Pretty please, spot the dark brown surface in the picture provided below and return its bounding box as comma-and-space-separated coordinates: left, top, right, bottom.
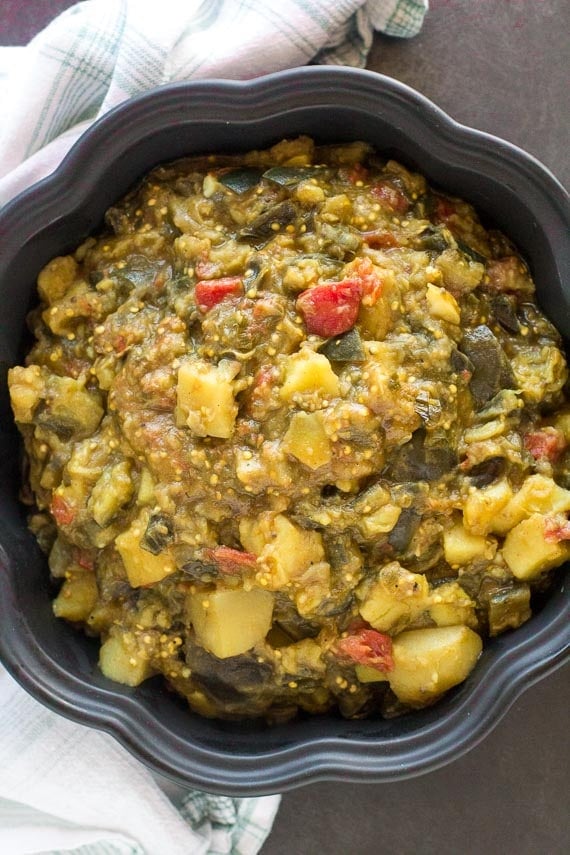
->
1, 2, 568, 853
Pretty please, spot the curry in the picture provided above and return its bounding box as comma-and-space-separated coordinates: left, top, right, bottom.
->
9, 136, 570, 720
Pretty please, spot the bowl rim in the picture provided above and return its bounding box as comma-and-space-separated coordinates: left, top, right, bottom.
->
0, 65, 569, 794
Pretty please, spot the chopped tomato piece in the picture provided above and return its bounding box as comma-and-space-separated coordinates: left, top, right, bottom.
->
370, 181, 409, 214
524, 428, 566, 462
335, 628, 394, 673
351, 257, 384, 306
51, 494, 76, 526
544, 517, 570, 543
296, 279, 363, 337
207, 546, 258, 574
195, 277, 243, 312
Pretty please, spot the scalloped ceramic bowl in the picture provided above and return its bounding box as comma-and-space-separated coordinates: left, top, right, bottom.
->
0, 67, 568, 795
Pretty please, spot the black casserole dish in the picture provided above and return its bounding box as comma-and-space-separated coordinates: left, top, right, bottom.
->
0, 67, 568, 794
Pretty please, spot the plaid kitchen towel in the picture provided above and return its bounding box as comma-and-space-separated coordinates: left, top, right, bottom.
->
0, 665, 279, 855
0, 0, 427, 206
0, 1, 427, 853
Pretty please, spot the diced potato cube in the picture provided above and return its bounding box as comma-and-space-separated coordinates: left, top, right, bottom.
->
8, 365, 45, 423
502, 513, 570, 580
280, 350, 339, 401
239, 513, 325, 588
386, 626, 482, 706
462, 479, 512, 535
295, 182, 325, 205
359, 505, 401, 538
88, 461, 133, 527
176, 359, 238, 438
115, 512, 176, 587
491, 474, 570, 535
99, 635, 153, 686
282, 411, 331, 469
52, 571, 98, 622
37, 255, 78, 303
426, 283, 460, 324
188, 588, 274, 659
359, 562, 430, 633
428, 581, 477, 628
443, 520, 495, 565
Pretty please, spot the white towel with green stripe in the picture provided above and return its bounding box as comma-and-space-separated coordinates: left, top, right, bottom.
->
0, 0, 427, 207
0, 1, 427, 853
0, 665, 280, 855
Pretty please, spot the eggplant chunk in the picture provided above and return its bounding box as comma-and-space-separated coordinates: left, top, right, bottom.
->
218, 167, 263, 194
318, 329, 366, 363
484, 582, 532, 636
490, 294, 520, 333
186, 643, 275, 707
459, 324, 516, 408
238, 201, 297, 246
384, 429, 457, 482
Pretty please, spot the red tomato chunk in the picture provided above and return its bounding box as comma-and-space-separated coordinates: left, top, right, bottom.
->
336, 628, 394, 673
296, 279, 363, 337
524, 428, 566, 462
207, 546, 258, 574
195, 277, 243, 312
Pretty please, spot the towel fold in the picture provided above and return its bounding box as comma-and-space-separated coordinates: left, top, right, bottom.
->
0, 0, 427, 206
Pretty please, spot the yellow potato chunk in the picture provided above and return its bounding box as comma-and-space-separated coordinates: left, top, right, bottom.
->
188, 588, 274, 659
491, 474, 570, 536
282, 411, 331, 469
37, 255, 78, 303
443, 520, 495, 565
99, 635, 153, 687
359, 504, 401, 538
358, 562, 430, 633
239, 513, 325, 588
428, 581, 477, 628
280, 350, 339, 401
502, 513, 570, 580
176, 359, 238, 438
426, 282, 460, 324
388, 626, 482, 705
115, 513, 176, 588
52, 571, 98, 622
462, 479, 512, 536
8, 365, 45, 423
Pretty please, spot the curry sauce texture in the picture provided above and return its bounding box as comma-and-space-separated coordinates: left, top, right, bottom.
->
9, 136, 570, 721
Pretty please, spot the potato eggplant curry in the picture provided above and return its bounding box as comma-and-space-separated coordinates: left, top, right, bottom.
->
9, 136, 570, 721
